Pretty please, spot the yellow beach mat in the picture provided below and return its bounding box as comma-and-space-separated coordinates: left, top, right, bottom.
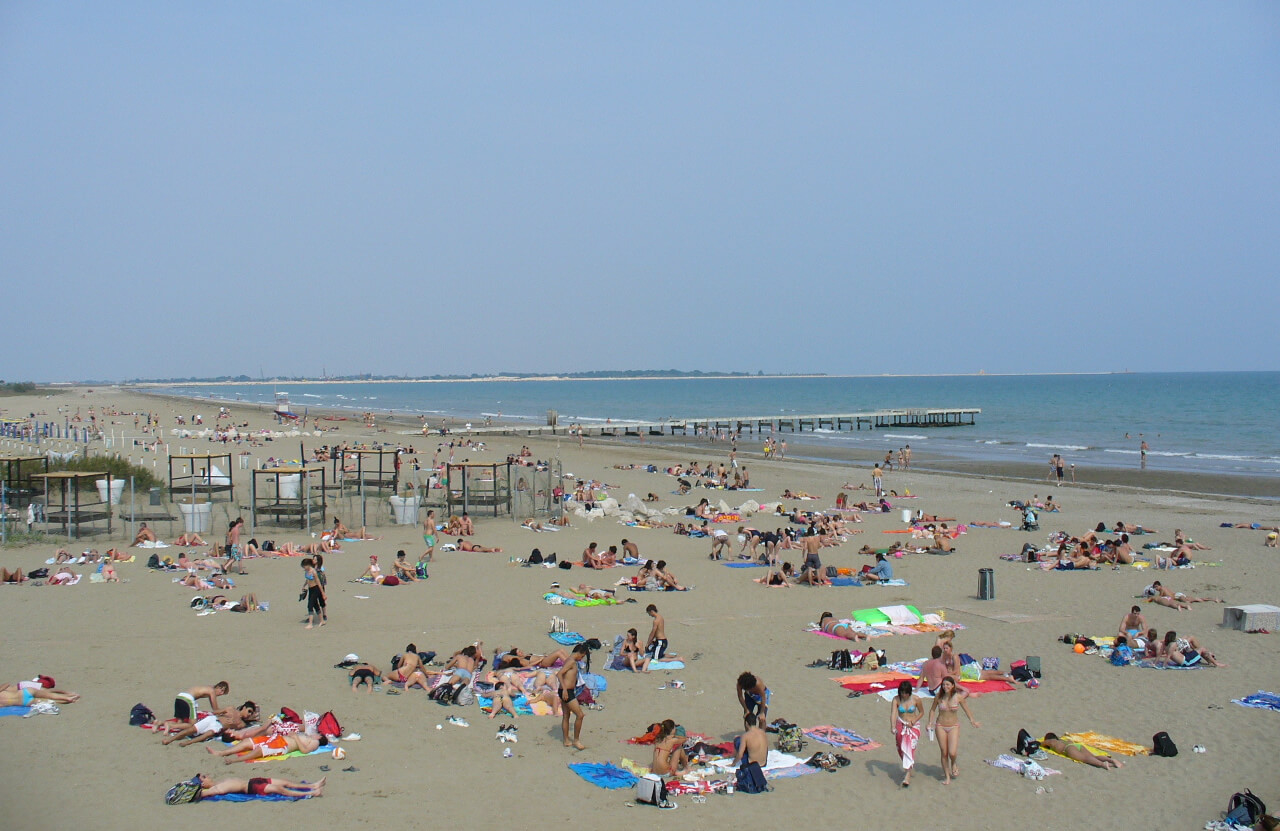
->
1062, 732, 1149, 756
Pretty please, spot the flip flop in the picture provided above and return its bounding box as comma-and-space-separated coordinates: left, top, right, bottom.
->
342, 766, 359, 772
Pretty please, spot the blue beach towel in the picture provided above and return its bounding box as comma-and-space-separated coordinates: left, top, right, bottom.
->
1232, 691, 1280, 711
549, 632, 586, 645
649, 660, 684, 670
723, 562, 768, 568
830, 577, 861, 587
478, 694, 535, 715
0, 706, 31, 718
203, 792, 311, 802
568, 762, 637, 789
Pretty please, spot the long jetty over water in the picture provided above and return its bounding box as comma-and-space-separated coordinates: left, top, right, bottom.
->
451, 407, 980, 438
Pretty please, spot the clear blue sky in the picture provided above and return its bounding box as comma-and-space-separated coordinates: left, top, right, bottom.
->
3, 3, 1277, 380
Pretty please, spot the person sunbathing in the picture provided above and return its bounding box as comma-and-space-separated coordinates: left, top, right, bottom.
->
1157, 631, 1225, 667
210, 593, 263, 612
174, 533, 207, 546
0, 681, 80, 706
486, 676, 522, 720
391, 552, 418, 582
1118, 606, 1149, 640
653, 560, 687, 591
104, 547, 131, 562
497, 647, 572, 670
349, 662, 381, 693
47, 566, 79, 586
332, 517, 377, 540
195, 773, 325, 799
553, 584, 614, 602
1, 567, 27, 584
1114, 521, 1154, 535
206, 732, 327, 764
754, 563, 795, 587
817, 611, 868, 641
448, 539, 499, 553
1041, 734, 1123, 769
651, 723, 690, 776
163, 702, 259, 746
101, 561, 121, 582
132, 523, 158, 546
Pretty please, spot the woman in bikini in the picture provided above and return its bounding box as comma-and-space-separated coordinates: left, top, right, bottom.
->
927, 676, 979, 785
818, 611, 868, 641
618, 629, 650, 673
650, 723, 690, 775
1041, 733, 1123, 769
753, 562, 794, 587
889, 680, 924, 788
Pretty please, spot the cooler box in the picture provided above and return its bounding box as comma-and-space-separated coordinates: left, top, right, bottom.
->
1222, 605, 1280, 631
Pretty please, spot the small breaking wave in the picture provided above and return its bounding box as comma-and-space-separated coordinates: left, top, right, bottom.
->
1025, 443, 1089, 451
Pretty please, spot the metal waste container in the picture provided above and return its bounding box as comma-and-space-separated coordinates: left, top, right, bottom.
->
978, 568, 995, 600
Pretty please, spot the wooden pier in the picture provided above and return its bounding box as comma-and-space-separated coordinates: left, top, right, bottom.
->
410, 408, 979, 439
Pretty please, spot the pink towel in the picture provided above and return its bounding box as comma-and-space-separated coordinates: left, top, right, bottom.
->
895, 721, 920, 769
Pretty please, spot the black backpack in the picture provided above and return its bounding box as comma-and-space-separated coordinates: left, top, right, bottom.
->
1151, 731, 1178, 757
146, 553, 162, 569
527, 549, 543, 564
558, 560, 572, 570
1226, 789, 1266, 826
1015, 728, 1040, 756
129, 703, 155, 726
735, 760, 768, 794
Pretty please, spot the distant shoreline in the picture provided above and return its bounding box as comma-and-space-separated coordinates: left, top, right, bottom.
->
107, 370, 1143, 387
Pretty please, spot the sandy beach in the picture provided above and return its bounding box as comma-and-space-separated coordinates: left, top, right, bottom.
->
1, 385, 1277, 830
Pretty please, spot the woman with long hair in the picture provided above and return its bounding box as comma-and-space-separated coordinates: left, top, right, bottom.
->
889, 680, 923, 788
927, 676, 979, 784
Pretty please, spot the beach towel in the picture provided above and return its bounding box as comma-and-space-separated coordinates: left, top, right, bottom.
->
803, 725, 881, 752
544, 592, 618, 607
880, 605, 922, 625
548, 632, 586, 646
873, 679, 1015, 701
1232, 691, 1280, 712
0, 706, 31, 718
830, 577, 861, 587
618, 758, 651, 777
1135, 660, 1201, 670
985, 754, 1061, 776
203, 792, 313, 802
568, 762, 637, 789
1062, 732, 1149, 756
840, 673, 913, 696
894, 721, 920, 769
723, 562, 768, 568
648, 660, 684, 671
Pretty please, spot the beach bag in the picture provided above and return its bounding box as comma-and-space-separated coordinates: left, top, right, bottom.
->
129, 703, 156, 726
27, 567, 48, 579
1226, 789, 1266, 826
558, 561, 572, 570
776, 725, 806, 753
1021, 760, 1046, 780
735, 760, 768, 794
262, 540, 276, 552
429, 684, 455, 704
1015, 728, 1040, 757
146, 553, 162, 569
278, 707, 303, 726
164, 777, 203, 805
303, 710, 321, 734
636, 773, 667, 805
1151, 731, 1178, 757
824, 566, 838, 579
982, 657, 1000, 671
453, 686, 475, 707
528, 549, 543, 565
316, 711, 342, 737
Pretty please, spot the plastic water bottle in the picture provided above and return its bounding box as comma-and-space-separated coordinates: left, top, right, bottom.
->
503, 747, 513, 758
928, 726, 936, 742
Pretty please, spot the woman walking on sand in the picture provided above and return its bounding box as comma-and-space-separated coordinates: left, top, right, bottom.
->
889, 680, 923, 788
927, 676, 979, 785
301, 557, 326, 629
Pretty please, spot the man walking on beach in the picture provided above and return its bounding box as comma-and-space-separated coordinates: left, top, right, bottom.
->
558, 643, 588, 750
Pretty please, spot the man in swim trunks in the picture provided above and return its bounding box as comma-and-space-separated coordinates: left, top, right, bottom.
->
163, 682, 229, 734
163, 701, 259, 746
1118, 606, 1148, 641
733, 712, 770, 767
196, 773, 325, 799
917, 646, 947, 694
736, 672, 770, 729
439, 645, 479, 694
645, 604, 668, 659
206, 731, 327, 764
422, 509, 437, 561
557, 643, 589, 749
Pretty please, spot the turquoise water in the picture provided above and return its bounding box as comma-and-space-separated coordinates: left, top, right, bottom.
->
153, 372, 1280, 478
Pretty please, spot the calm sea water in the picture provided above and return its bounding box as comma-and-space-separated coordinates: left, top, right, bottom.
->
152, 372, 1280, 478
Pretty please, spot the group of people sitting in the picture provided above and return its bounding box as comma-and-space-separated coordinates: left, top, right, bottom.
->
1116, 605, 1225, 666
